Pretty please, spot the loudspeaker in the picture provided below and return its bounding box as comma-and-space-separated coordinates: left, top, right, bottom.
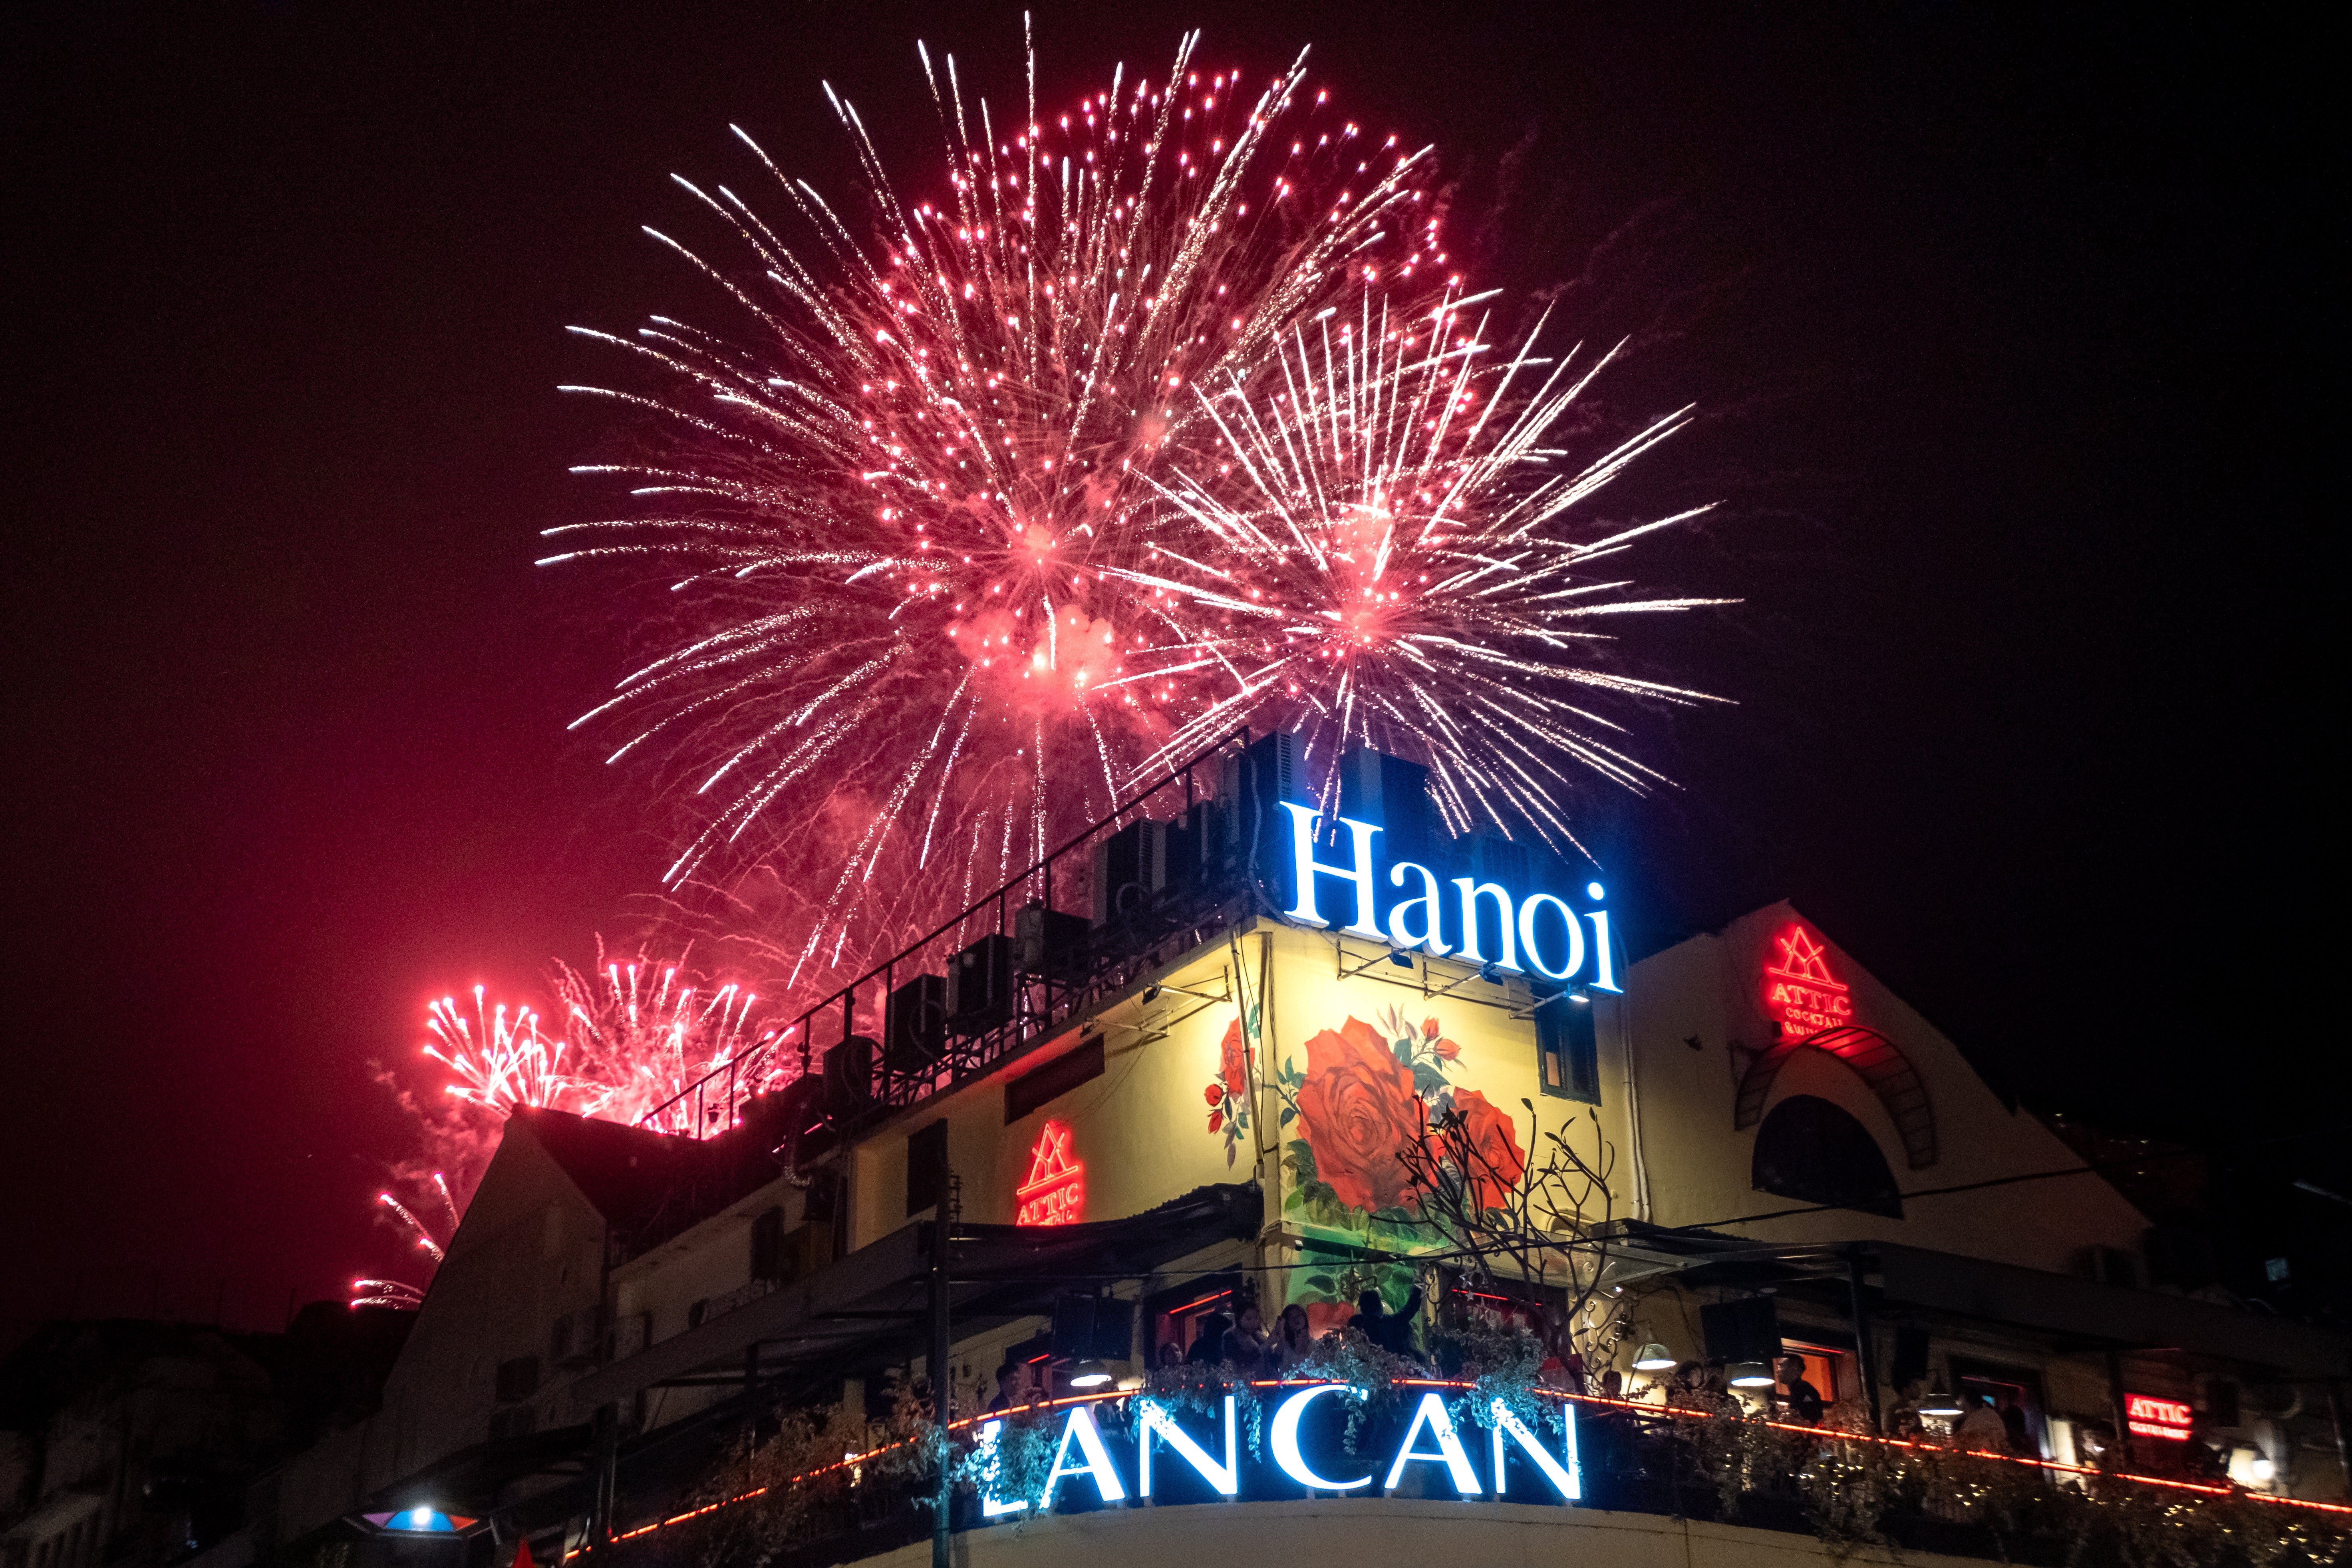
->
1700, 1296, 1780, 1364
1088, 1298, 1134, 1362
1050, 1294, 1097, 1360
823, 1036, 874, 1119
1890, 1326, 1931, 1388
1047, 1295, 1134, 1363
946, 934, 1015, 1034
884, 976, 947, 1072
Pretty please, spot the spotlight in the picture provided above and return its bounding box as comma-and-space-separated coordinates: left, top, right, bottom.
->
1142, 985, 1160, 1004
1918, 1387, 1966, 1417
1067, 1360, 1113, 1389
1632, 1343, 1676, 1371
1728, 1361, 1776, 1389
1390, 951, 1414, 968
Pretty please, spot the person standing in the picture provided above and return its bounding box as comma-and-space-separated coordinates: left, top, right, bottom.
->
1774, 1355, 1825, 1426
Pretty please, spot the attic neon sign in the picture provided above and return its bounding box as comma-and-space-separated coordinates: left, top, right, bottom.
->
1015, 1120, 1084, 1226
2126, 1394, 2193, 1441
1275, 804, 1619, 990
978, 1385, 1577, 1515
1762, 923, 1851, 1036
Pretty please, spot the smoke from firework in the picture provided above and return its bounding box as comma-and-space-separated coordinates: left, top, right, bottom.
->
551, 27, 1728, 986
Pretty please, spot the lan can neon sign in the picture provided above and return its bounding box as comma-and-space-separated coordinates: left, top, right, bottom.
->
977, 1386, 1577, 1515
1016, 1120, 1084, 1226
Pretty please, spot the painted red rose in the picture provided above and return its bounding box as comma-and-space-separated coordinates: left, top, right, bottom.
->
1209, 1109, 1224, 1135
1204, 1082, 1224, 1106
1447, 1088, 1527, 1216
1218, 1017, 1249, 1097
1295, 1016, 1424, 1213
1431, 1037, 1461, 1061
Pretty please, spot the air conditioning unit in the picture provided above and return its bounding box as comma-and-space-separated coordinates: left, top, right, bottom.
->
823, 1035, 875, 1119
549, 1306, 606, 1369
605, 1314, 651, 1363
946, 934, 1015, 1035
1339, 746, 1443, 866
1015, 901, 1090, 979
884, 975, 948, 1071
1220, 731, 1300, 900
1092, 819, 1172, 925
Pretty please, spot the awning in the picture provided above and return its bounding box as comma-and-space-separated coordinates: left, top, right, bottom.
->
564, 1181, 1261, 1415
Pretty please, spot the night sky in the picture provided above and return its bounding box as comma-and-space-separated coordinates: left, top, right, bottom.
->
4, 4, 2332, 1341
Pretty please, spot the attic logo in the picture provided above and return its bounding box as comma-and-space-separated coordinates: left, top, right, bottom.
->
1763, 924, 1852, 1037
1016, 1120, 1084, 1227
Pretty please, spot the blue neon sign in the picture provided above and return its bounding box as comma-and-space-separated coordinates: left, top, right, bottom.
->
1273, 803, 1620, 990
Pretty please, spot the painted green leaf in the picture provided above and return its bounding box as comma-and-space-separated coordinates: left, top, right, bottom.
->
1410, 1062, 1448, 1096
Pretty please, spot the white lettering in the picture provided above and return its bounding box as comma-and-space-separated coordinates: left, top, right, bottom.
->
1451, 878, 1522, 973
1383, 1392, 1482, 1494
976, 1420, 1027, 1516
1386, 861, 1452, 955
1489, 1399, 1579, 1500
1515, 893, 1585, 982
1585, 909, 1621, 993
1038, 1405, 1126, 1506
1138, 1395, 1239, 1497
1279, 804, 1383, 938
1268, 1384, 1373, 1491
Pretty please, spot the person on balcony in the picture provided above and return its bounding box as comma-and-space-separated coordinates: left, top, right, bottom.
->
1222, 1302, 1275, 1377
1774, 1355, 1824, 1427
1272, 1303, 1315, 1373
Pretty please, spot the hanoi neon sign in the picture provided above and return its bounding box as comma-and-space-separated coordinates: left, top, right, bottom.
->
977, 1386, 1577, 1516
1275, 803, 1619, 990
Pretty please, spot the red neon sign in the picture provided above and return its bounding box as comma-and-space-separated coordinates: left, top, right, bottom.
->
1763, 923, 1853, 1037
1015, 1120, 1085, 1226
2126, 1394, 2193, 1441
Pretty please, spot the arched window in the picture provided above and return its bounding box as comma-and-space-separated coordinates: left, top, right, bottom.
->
1752, 1094, 1903, 1218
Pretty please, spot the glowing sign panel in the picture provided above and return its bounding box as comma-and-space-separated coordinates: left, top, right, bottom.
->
1763, 923, 1852, 1036
979, 1387, 1577, 1516
1275, 805, 1619, 990
1015, 1119, 1084, 1226
2126, 1394, 2193, 1441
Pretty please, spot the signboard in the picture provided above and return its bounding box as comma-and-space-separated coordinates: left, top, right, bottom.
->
1274, 804, 1619, 990
978, 1386, 1578, 1516
1762, 922, 1852, 1037
1015, 1120, 1085, 1226
2125, 1394, 2193, 1441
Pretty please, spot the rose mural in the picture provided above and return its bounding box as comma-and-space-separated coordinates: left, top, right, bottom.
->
1202, 1016, 1252, 1166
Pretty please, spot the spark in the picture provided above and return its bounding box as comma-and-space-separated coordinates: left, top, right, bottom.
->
554, 28, 1725, 976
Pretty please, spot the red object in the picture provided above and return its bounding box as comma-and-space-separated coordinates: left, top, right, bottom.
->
1762, 923, 1853, 1036
2126, 1394, 2193, 1441
511, 1540, 535, 1568
1016, 1120, 1084, 1226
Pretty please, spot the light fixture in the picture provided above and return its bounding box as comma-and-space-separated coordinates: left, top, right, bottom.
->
1390, 951, 1414, 968
2248, 1454, 2275, 1483
1142, 985, 1160, 1004
1728, 1361, 1776, 1388
1918, 1387, 1965, 1417
1569, 985, 1591, 1004
1632, 1343, 1676, 1371
1067, 1360, 1113, 1388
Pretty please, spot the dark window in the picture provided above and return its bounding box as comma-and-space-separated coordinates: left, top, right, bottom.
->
906, 1118, 949, 1216
1751, 1095, 1902, 1217
494, 1354, 541, 1402
1536, 990, 1599, 1104
750, 1206, 785, 1282
1006, 1036, 1105, 1123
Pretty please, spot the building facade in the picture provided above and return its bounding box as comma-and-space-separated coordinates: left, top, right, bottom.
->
208, 740, 2352, 1568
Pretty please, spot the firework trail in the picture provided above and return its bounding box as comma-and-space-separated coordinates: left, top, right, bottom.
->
551, 26, 1725, 977
547, 942, 790, 1134
359, 953, 787, 1307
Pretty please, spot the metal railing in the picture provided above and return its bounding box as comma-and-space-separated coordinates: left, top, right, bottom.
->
639, 727, 1265, 1141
